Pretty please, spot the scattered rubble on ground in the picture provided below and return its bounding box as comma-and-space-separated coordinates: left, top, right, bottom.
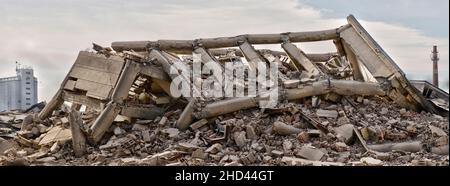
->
0, 15, 448, 166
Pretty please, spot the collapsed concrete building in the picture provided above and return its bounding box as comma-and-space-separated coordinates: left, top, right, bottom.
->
0, 15, 448, 166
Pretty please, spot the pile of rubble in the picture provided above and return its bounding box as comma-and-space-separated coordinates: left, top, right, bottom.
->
1, 96, 448, 166
0, 15, 448, 166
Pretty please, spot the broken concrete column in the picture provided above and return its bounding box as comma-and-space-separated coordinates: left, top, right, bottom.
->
282, 42, 320, 76
239, 40, 265, 71
198, 80, 384, 119
368, 141, 422, 153
89, 102, 121, 143
341, 40, 364, 81
69, 110, 86, 157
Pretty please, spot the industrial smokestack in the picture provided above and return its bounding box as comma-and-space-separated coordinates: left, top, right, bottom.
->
431, 45, 439, 87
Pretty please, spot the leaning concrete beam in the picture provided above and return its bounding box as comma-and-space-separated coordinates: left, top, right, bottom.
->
177, 99, 195, 130
38, 89, 64, 120
111, 25, 351, 52
282, 42, 321, 75
121, 105, 164, 120
194, 47, 223, 66
89, 102, 121, 143
238, 40, 265, 71
341, 39, 364, 81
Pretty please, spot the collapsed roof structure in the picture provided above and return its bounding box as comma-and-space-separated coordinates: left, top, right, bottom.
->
1, 15, 448, 166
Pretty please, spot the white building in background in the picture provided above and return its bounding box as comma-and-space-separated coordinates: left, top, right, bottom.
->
0, 65, 38, 111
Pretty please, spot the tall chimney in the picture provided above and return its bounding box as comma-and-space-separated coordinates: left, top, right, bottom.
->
431, 45, 439, 87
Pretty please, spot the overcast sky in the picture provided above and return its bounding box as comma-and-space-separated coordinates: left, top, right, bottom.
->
0, 0, 448, 101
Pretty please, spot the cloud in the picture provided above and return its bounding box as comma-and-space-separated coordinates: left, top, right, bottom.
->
0, 0, 448, 102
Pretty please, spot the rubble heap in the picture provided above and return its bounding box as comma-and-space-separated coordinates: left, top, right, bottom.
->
0, 15, 448, 166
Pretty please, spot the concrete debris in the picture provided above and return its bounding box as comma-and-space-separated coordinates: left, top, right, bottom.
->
234, 131, 247, 147
334, 124, 354, 143
158, 116, 168, 126
49, 142, 60, 153
224, 161, 242, 166
434, 136, 448, 147
334, 142, 349, 152
411, 159, 435, 166
246, 125, 258, 140
161, 128, 179, 138
429, 125, 447, 137
380, 107, 389, 115
132, 124, 148, 131
0, 140, 17, 155
282, 140, 293, 152
205, 143, 222, 154
297, 132, 310, 143
38, 126, 72, 146
281, 156, 344, 166
190, 119, 208, 130
191, 149, 207, 160
141, 130, 152, 142
0, 14, 448, 166
431, 145, 449, 155
16, 150, 28, 158
271, 150, 284, 157
297, 146, 325, 161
